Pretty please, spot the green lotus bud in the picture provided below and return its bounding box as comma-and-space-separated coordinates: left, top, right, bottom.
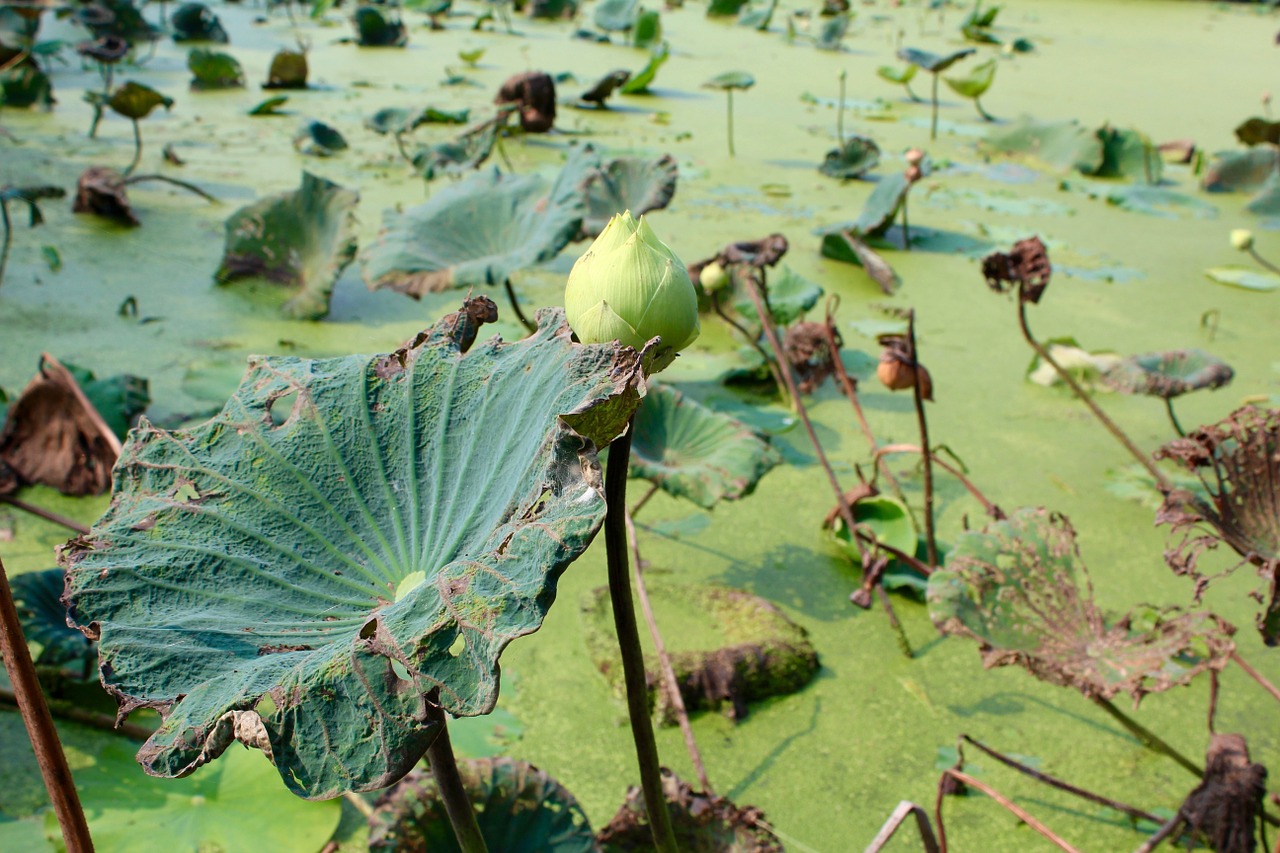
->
1231, 229, 1255, 252
699, 261, 730, 294
565, 211, 700, 367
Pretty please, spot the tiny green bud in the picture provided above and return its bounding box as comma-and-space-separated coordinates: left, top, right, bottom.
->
1231, 229, 1255, 252
699, 261, 730, 294
565, 211, 700, 368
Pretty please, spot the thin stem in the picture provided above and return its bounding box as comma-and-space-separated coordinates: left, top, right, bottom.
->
959, 735, 1163, 825
0, 687, 154, 740
726, 90, 735, 158
424, 700, 488, 853
1248, 246, 1280, 276
1132, 813, 1184, 853
1231, 651, 1280, 705
0, 496, 92, 535
89, 66, 112, 140
626, 507, 713, 794
901, 194, 911, 251
605, 423, 679, 853
123, 119, 142, 177
974, 96, 995, 122
864, 801, 940, 853
871, 444, 1002, 519
836, 69, 846, 146
907, 312, 937, 566
341, 791, 375, 820
1017, 297, 1172, 491
501, 278, 536, 333
1163, 398, 1185, 437
711, 290, 789, 409
1093, 697, 1202, 778
0, 199, 11, 288
122, 174, 218, 204
875, 584, 912, 659
0, 558, 94, 853
930, 73, 939, 141
904, 80, 922, 103
942, 769, 1081, 853
393, 131, 413, 164
630, 483, 659, 518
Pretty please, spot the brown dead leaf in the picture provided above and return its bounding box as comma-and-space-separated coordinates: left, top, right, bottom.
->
981, 236, 1050, 304
72, 166, 139, 227
495, 71, 556, 133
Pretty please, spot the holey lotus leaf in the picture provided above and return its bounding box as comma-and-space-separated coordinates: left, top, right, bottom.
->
928, 507, 1235, 703
61, 306, 652, 798
629, 383, 780, 508
1155, 407, 1280, 644
1101, 349, 1234, 400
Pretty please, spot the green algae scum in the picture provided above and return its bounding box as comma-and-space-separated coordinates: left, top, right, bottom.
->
2, 0, 1280, 850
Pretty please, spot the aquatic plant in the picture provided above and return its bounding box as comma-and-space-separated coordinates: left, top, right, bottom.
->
187, 48, 244, 89
942, 57, 996, 121
171, 3, 228, 43
0, 184, 63, 290
702, 71, 754, 158
896, 47, 974, 140
1100, 349, 1234, 436
877, 63, 922, 102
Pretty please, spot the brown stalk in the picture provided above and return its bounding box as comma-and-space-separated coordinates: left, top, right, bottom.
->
0, 495, 91, 535
1231, 651, 1280, 705
906, 311, 938, 566
940, 768, 1081, 853
710, 289, 790, 410
870, 444, 1003, 519
864, 800, 940, 853
0, 687, 154, 740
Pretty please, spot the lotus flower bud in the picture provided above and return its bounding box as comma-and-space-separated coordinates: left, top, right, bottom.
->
905, 148, 925, 166
1231, 229, 1255, 252
565, 211, 700, 369
699, 261, 730, 294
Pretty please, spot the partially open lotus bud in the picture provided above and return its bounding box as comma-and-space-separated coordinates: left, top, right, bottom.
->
1231, 229, 1255, 252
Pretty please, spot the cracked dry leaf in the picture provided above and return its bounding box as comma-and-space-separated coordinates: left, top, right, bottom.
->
928, 507, 1235, 703
1155, 406, 1280, 644
61, 306, 651, 798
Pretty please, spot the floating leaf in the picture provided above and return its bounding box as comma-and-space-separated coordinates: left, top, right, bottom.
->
1235, 117, 1280, 148
353, 5, 408, 47
928, 507, 1235, 703
62, 307, 650, 797
943, 57, 995, 99
853, 172, 910, 237
1064, 180, 1218, 219
703, 70, 755, 91
619, 43, 669, 95
107, 81, 172, 121
369, 759, 597, 853
1201, 148, 1279, 193
984, 117, 1103, 175
11, 568, 95, 673
1101, 349, 1234, 400
214, 172, 359, 320
594, 0, 638, 31
249, 95, 289, 116
171, 2, 228, 43
1204, 266, 1280, 292
827, 493, 919, 569
629, 383, 780, 508
264, 49, 308, 90
187, 48, 244, 89
293, 120, 347, 156
410, 120, 499, 181
897, 46, 975, 74
819, 134, 880, 180
582, 152, 678, 237
363, 167, 583, 297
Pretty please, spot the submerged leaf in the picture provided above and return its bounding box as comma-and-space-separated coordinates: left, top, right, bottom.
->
215, 172, 360, 320
62, 307, 651, 797
928, 507, 1235, 702
363, 167, 583, 297
629, 383, 780, 508
369, 758, 597, 852
1101, 349, 1234, 400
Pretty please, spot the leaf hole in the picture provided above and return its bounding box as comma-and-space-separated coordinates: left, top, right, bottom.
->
390, 658, 413, 682
269, 390, 299, 427
448, 634, 466, 657
255, 693, 278, 717
359, 618, 378, 640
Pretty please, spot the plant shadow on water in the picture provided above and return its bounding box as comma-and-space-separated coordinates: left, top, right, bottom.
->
726, 694, 823, 802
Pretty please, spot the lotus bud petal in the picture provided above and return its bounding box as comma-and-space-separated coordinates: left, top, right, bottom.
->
905, 148, 925, 166
699, 261, 730, 294
1231, 229, 1255, 252
565, 210, 700, 370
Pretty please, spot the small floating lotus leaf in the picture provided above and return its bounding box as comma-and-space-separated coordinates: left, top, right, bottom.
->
1204, 266, 1280, 292
72, 167, 138, 227
353, 6, 408, 47
61, 306, 651, 797
593, 0, 638, 31
597, 769, 781, 852
928, 507, 1235, 702
877, 63, 918, 85
292, 120, 347, 157
249, 95, 289, 116
264, 49, 308, 89
369, 759, 597, 853
214, 171, 359, 320
107, 81, 172, 120
11, 568, 95, 673
827, 493, 918, 569
619, 43, 669, 94
819, 134, 881, 180
897, 46, 975, 74
583, 153, 678, 237
1201, 148, 1278, 193
187, 48, 244, 89
983, 117, 1104, 175
943, 57, 996, 99
171, 3, 228, 43
629, 383, 780, 508
410, 121, 499, 181
1235, 117, 1280, 148
703, 71, 754, 91
1101, 349, 1234, 400
363, 167, 583, 297
1155, 407, 1280, 644
580, 69, 631, 107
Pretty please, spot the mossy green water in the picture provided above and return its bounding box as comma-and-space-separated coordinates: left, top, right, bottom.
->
1, 0, 1279, 849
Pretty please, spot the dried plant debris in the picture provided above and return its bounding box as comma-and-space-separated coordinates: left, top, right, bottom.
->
495, 70, 556, 132
784, 321, 840, 393
369, 758, 598, 853
596, 769, 782, 853
72, 166, 138, 227
1155, 407, 1280, 644
582, 583, 818, 723
928, 507, 1235, 703
1174, 734, 1267, 853
876, 332, 932, 400
981, 236, 1051, 303
1101, 349, 1233, 400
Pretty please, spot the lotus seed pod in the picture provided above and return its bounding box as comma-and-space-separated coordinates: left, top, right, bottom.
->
1231, 229, 1255, 252
565, 211, 700, 369
699, 261, 730, 294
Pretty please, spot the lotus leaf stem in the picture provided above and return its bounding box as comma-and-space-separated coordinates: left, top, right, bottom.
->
1231, 651, 1280, 706
124, 119, 143, 177
1092, 697, 1201, 778
605, 421, 679, 853
710, 288, 790, 409
0, 198, 11, 288
875, 585, 912, 658
907, 312, 937, 566
1247, 246, 1280, 276
726, 90, 735, 158
939, 769, 1079, 853
864, 801, 940, 853
501, 277, 536, 333
424, 699, 489, 853
123, 174, 218, 204
1133, 814, 1187, 853
1163, 398, 1185, 437
930, 73, 939, 141
974, 97, 995, 122
1016, 295, 1172, 492
341, 792, 375, 820
870, 444, 1002, 519
625, 506, 713, 794
837, 69, 846, 146
901, 194, 911, 251
0, 687, 154, 740
0, 557, 95, 853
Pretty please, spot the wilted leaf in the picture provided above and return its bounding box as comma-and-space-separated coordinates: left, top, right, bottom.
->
363, 167, 582, 297
629, 383, 780, 508
187, 48, 244, 89
819, 134, 881, 180
1205, 266, 1280, 292
943, 58, 996, 99
1235, 117, 1280, 147
928, 507, 1235, 702
369, 758, 598, 853
63, 362, 150, 441
11, 568, 95, 673
264, 49, 308, 89
215, 172, 359, 320
61, 307, 650, 797
495, 71, 556, 132
897, 46, 975, 74
292, 119, 347, 156
1174, 734, 1267, 853
171, 2, 228, 43
820, 231, 900, 293
107, 80, 172, 120
1201, 148, 1278, 193
619, 43, 669, 94
1101, 349, 1233, 400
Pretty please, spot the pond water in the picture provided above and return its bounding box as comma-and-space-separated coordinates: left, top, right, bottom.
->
2, 0, 1279, 850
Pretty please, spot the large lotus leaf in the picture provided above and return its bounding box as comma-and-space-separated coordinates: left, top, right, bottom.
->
1201, 148, 1278, 193
11, 568, 95, 672
619, 43, 669, 95
1101, 349, 1234, 400
897, 46, 975, 73
44, 740, 340, 852
363, 168, 583, 297
819, 134, 881, 180
214, 171, 359, 320
629, 383, 780, 508
171, 2, 228, 43
927, 507, 1235, 703
983, 117, 1104, 175
187, 48, 244, 89
943, 58, 995, 99
368, 759, 598, 852
61, 307, 650, 798
583, 154, 678, 237
1097, 126, 1162, 183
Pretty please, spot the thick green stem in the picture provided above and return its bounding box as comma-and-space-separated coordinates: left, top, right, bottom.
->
930, 73, 939, 140
0, 557, 95, 853
424, 701, 488, 853
726, 90, 735, 158
606, 423, 678, 853
1092, 697, 1201, 778
907, 311, 937, 567
124, 119, 143, 177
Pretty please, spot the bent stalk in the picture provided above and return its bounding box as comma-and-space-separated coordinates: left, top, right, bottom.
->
501, 277, 536, 333
424, 699, 488, 853
726, 90, 735, 158
124, 119, 143, 177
